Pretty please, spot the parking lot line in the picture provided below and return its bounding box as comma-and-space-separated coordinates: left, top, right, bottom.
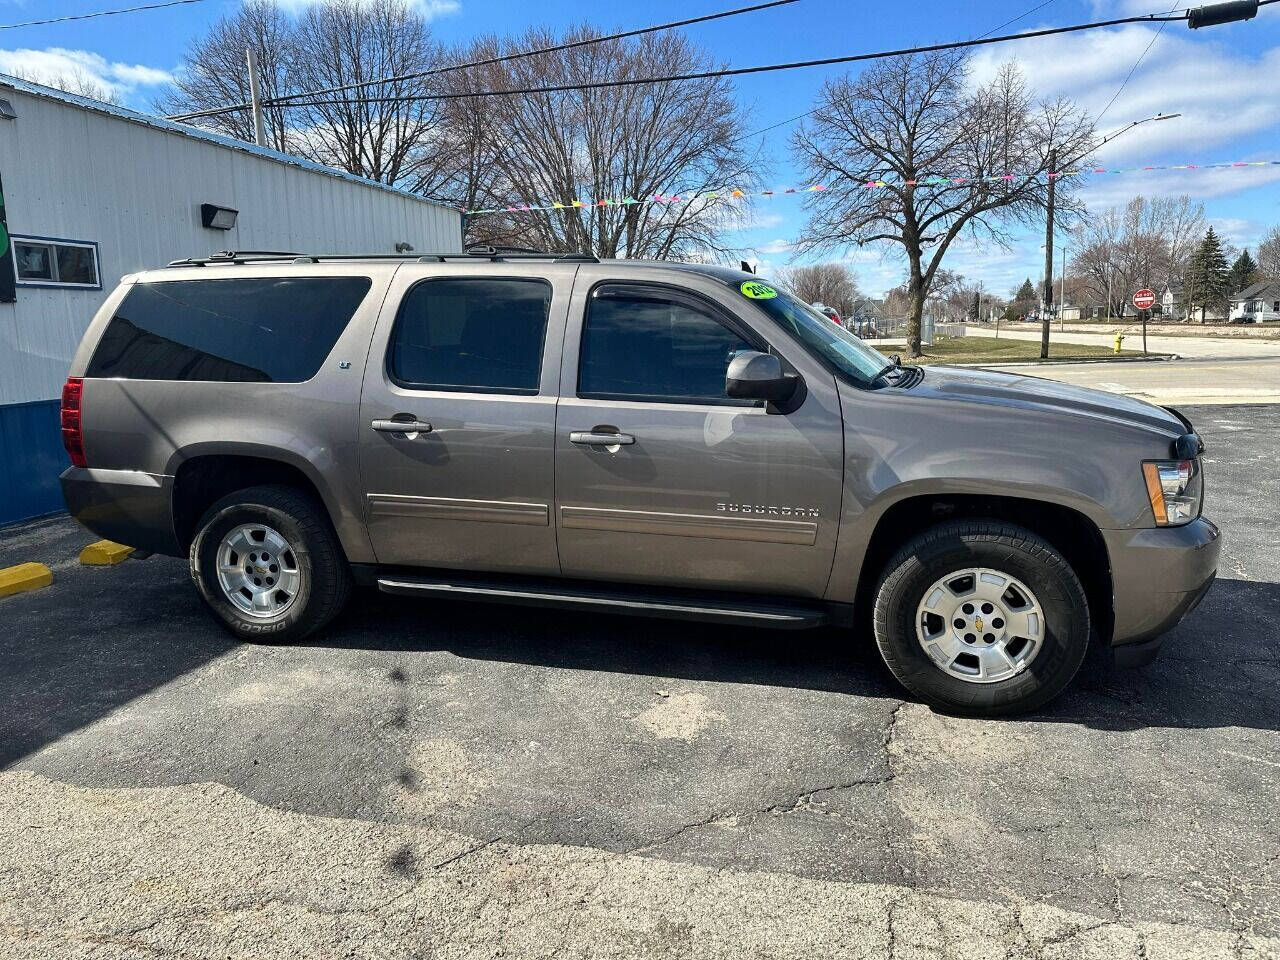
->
0, 562, 53, 598
79, 541, 134, 566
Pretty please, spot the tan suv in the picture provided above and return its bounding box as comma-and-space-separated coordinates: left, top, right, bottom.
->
60, 249, 1219, 715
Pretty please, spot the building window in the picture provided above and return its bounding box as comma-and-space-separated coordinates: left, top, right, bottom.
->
13, 237, 100, 289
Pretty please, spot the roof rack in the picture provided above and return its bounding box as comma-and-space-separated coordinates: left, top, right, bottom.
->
167, 249, 600, 268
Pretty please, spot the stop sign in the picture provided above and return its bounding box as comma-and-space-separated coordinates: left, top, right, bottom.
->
1133, 288, 1157, 311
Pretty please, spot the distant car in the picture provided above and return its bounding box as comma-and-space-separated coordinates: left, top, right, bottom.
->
811, 302, 842, 326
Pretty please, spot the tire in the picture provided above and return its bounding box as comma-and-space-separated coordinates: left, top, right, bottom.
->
872, 520, 1090, 716
189, 484, 351, 642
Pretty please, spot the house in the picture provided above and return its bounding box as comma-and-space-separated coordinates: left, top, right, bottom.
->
1229, 280, 1280, 323
0, 75, 463, 526
1160, 284, 1183, 320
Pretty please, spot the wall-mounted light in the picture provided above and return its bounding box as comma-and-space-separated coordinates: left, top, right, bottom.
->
0, 99, 16, 121
200, 203, 238, 230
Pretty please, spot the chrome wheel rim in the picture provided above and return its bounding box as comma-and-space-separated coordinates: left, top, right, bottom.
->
215, 523, 302, 618
915, 567, 1044, 684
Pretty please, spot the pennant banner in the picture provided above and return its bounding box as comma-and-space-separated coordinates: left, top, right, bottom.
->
462, 160, 1280, 216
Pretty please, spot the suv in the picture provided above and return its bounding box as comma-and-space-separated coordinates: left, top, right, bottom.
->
60, 251, 1219, 715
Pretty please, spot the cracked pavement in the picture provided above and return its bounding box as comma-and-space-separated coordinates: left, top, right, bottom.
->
1, 404, 1278, 958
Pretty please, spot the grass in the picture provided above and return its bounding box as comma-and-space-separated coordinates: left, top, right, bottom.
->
875, 335, 1151, 365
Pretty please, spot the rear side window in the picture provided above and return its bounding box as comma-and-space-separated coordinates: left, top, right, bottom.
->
389, 278, 551, 394
87, 277, 372, 382
579, 290, 756, 403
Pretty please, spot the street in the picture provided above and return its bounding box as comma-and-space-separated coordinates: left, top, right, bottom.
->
2, 402, 1277, 959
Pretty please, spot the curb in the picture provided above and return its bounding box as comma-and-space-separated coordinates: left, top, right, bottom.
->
954, 354, 1179, 368
0, 562, 54, 598
79, 541, 135, 566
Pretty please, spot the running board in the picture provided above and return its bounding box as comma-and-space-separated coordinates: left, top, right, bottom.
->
376, 575, 827, 629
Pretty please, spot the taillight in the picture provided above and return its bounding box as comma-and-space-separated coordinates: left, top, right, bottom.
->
61, 377, 87, 468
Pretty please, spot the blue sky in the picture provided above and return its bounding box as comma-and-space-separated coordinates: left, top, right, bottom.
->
2, 0, 1278, 296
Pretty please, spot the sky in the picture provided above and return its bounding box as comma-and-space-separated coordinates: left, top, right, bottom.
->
1, 0, 1277, 297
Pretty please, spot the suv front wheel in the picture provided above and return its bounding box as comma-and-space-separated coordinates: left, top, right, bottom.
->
872, 520, 1090, 716
190, 485, 351, 642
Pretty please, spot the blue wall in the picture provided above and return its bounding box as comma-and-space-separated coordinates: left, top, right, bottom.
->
0, 399, 68, 527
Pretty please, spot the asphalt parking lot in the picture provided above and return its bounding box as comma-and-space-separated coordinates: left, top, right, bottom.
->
2, 402, 1278, 959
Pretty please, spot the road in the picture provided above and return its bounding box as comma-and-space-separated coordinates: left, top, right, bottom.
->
1, 404, 1278, 959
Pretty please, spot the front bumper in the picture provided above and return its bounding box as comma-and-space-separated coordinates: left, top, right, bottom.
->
1103, 516, 1220, 662
60, 466, 181, 556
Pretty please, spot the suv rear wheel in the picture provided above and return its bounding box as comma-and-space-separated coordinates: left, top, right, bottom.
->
190, 485, 351, 642
872, 520, 1090, 716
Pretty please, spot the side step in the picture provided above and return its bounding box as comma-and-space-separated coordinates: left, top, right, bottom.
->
376, 575, 827, 629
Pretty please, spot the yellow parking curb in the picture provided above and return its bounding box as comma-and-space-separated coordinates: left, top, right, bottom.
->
0, 562, 54, 598
79, 541, 134, 566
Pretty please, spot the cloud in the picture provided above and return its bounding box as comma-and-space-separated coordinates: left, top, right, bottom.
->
269, 0, 460, 16
750, 238, 796, 256
967, 27, 1280, 164
1074, 161, 1280, 209
728, 209, 786, 232
0, 47, 172, 98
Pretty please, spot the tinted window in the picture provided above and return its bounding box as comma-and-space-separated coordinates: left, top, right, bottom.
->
88, 277, 371, 382
579, 291, 755, 403
389, 278, 551, 393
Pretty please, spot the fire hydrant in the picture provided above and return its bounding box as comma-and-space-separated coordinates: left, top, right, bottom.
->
1113, 331, 1125, 354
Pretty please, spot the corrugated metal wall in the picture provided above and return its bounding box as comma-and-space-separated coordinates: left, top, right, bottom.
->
0, 80, 463, 526
0, 81, 463, 407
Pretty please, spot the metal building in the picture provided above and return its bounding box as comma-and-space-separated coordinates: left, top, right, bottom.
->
0, 75, 463, 526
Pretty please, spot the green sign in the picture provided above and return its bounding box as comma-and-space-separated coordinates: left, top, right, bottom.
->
739, 280, 777, 300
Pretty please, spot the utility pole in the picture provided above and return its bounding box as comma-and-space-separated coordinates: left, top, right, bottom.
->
1041, 148, 1056, 359
246, 47, 267, 148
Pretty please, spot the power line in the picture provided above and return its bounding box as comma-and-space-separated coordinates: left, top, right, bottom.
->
0, 0, 207, 31
1095, 0, 1179, 125
166, 0, 800, 122
252, 10, 1200, 113
728, 0, 1062, 148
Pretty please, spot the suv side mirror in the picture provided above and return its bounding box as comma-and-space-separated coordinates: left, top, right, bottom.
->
725, 350, 797, 402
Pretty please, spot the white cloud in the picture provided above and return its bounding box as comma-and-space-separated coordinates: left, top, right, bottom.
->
968, 28, 1280, 164
1074, 161, 1280, 209
269, 0, 460, 15
750, 238, 796, 256
0, 47, 172, 99
728, 209, 786, 232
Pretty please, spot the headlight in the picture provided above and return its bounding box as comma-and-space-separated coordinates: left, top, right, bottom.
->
1142, 460, 1202, 526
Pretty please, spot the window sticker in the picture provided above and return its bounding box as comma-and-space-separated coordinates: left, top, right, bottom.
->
739, 280, 777, 300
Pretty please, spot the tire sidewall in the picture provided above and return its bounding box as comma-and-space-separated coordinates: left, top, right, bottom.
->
190, 500, 317, 641
875, 529, 1089, 714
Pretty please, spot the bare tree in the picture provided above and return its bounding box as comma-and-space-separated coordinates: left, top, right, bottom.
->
157, 0, 297, 152
289, 0, 452, 191
792, 53, 1094, 356
457, 27, 756, 258
160, 0, 453, 194
1071, 195, 1204, 319
18, 68, 124, 104
776, 263, 861, 315
1259, 226, 1280, 280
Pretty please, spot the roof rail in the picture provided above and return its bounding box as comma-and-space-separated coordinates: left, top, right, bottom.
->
167, 249, 600, 268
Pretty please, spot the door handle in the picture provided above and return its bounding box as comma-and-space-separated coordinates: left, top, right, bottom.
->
372, 418, 433, 437
570, 431, 635, 446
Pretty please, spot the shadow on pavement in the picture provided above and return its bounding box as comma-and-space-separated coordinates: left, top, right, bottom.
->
318, 575, 1280, 734
0, 557, 237, 770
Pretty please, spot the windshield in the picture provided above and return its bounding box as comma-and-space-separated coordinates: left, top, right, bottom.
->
729, 280, 890, 386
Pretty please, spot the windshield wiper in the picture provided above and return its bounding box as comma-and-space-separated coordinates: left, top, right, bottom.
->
871, 354, 901, 385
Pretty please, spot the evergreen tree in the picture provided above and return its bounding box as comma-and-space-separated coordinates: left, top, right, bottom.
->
1228, 249, 1259, 295
968, 291, 981, 321
1185, 228, 1230, 322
